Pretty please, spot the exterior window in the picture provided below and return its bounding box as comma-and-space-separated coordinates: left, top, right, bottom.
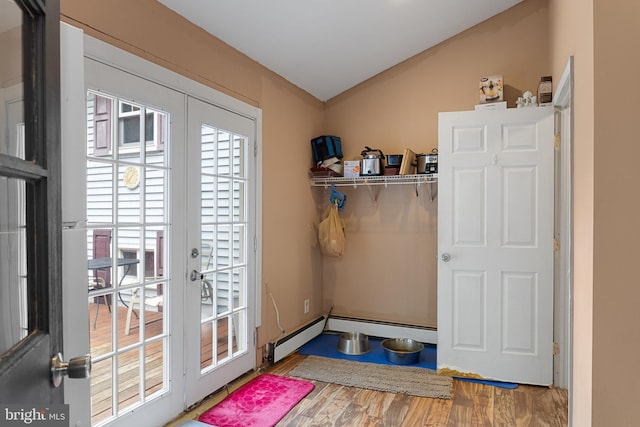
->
121, 249, 156, 278
91, 94, 166, 156
118, 101, 165, 150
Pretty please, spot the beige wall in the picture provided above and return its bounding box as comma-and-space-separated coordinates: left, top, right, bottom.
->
62, 4, 640, 424
591, 1, 640, 425
0, 26, 21, 88
322, 0, 550, 326
60, 0, 325, 356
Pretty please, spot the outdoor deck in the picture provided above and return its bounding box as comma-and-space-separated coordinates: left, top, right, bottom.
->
88, 302, 230, 424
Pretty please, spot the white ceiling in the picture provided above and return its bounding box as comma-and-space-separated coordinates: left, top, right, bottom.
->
157, 0, 523, 101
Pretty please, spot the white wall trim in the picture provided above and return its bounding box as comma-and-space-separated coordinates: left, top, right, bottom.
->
82, 35, 260, 122
326, 316, 437, 344
553, 55, 574, 420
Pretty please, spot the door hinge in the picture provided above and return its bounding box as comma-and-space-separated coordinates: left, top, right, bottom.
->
254, 141, 258, 157
553, 238, 560, 252
553, 342, 560, 355
554, 134, 561, 149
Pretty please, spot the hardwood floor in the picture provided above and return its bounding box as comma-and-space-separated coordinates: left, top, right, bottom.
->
168, 352, 568, 427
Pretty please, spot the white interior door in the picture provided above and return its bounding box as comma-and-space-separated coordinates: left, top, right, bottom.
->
185, 96, 257, 406
437, 106, 554, 385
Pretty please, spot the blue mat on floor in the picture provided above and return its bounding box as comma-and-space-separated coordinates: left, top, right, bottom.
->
298, 333, 517, 389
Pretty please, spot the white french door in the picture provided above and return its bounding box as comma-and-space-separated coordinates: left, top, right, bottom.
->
184, 97, 257, 406
437, 106, 554, 385
82, 58, 186, 427
63, 32, 260, 427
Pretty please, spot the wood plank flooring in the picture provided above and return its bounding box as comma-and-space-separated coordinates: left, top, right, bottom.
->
168, 352, 568, 427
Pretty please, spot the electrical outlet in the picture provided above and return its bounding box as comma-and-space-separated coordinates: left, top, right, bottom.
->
303, 299, 309, 314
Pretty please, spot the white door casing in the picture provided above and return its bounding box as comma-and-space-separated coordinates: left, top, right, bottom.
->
61, 23, 91, 427
437, 106, 554, 385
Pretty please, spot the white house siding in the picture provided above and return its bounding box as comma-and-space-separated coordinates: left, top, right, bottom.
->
85, 93, 168, 305
85, 94, 242, 312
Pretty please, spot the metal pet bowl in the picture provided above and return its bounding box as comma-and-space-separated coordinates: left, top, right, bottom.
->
337, 332, 371, 355
381, 338, 424, 365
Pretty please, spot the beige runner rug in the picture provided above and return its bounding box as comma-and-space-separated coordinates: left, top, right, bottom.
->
288, 355, 452, 399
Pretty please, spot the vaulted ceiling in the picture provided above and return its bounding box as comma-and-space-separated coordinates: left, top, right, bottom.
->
157, 0, 524, 101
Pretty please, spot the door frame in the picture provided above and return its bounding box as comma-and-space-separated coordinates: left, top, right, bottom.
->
552, 56, 574, 416
0, 0, 64, 405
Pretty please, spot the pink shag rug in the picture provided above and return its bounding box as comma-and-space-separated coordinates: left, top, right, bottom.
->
198, 374, 314, 427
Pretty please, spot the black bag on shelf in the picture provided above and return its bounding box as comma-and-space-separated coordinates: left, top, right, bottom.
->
311, 135, 343, 162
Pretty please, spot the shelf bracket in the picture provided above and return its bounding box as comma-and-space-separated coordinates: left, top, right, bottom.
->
426, 182, 437, 201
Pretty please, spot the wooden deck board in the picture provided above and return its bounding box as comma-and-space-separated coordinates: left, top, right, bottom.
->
88, 302, 231, 424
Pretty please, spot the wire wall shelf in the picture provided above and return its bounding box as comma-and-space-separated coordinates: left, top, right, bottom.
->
309, 173, 437, 188
309, 173, 438, 201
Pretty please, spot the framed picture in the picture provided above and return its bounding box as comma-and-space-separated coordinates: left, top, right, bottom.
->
479, 75, 503, 104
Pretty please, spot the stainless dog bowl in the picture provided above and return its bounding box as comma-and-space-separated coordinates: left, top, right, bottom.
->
337, 332, 371, 355
381, 338, 424, 365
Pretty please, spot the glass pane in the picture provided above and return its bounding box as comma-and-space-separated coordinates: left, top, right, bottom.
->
91, 357, 114, 425
232, 311, 245, 353
216, 224, 231, 268
200, 321, 214, 370
232, 267, 245, 310
217, 130, 231, 176
0, 1, 24, 159
201, 125, 217, 175
0, 176, 27, 354
216, 316, 230, 362
201, 275, 215, 319
233, 224, 245, 265
232, 134, 245, 178
146, 109, 167, 163
118, 166, 142, 223
232, 180, 245, 223
118, 100, 143, 158
116, 227, 142, 288
201, 175, 215, 222
217, 177, 231, 222
145, 339, 164, 398
140, 284, 164, 340
216, 270, 231, 315
118, 348, 141, 411
87, 160, 114, 224
145, 167, 165, 223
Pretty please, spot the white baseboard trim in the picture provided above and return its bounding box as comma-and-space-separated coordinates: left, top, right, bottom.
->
326, 316, 437, 344
269, 315, 326, 363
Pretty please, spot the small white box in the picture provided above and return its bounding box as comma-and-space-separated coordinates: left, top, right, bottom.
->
343, 161, 361, 178
475, 101, 507, 111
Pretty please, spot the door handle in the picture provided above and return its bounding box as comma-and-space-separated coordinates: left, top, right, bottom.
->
441, 253, 451, 262
51, 353, 92, 387
190, 269, 203, 282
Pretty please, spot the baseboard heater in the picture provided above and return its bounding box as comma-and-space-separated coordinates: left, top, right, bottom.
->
267, 315, 326, 363
326, 315, 437, 344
